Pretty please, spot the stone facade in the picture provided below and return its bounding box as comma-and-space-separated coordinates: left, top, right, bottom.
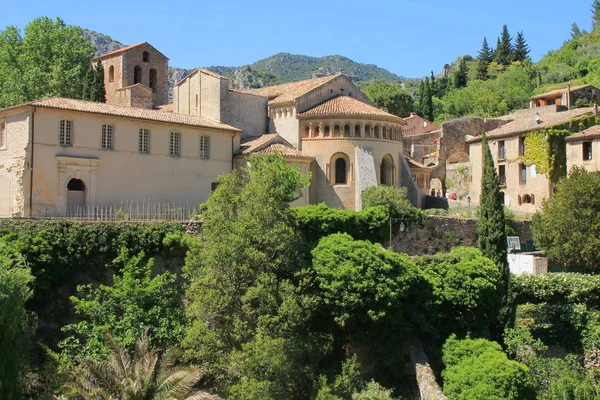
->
97, 42, 169, 107
531, 84, 600, 108
566, 125, 600, 173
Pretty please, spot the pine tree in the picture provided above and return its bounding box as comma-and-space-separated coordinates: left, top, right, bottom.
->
494, 25, 513, 66
513, 32, 530, 62
476, 37, 491, 80
571, 22, 583, 39
454, 58, 468, 89
477, 134, 509, 292
593, 0, 600, 30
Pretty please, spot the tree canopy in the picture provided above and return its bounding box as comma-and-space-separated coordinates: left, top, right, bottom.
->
363, 83, 413, 117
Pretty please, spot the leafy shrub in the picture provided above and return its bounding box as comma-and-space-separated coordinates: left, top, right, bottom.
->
442, 335, 535, 400
512, 273, 600, 308
414, 247, 502, 337
361, 185, 428, 227
291, 204, 389, 243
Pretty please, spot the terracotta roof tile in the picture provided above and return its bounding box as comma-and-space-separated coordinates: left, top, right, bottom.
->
237, 134, 314, 159
248, 74, 340, 105
468, 107, 595, 142
298, 95, 405, 124
8, 98, 240, 132
530, 84, 595, 100
405, 154, 429, 169
91, 42, 169, 60
155, 104, 173, 112
566, 124, 600, 141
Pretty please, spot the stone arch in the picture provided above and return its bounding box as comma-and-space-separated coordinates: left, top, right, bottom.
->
324, 125, 331, 137
108, 65, 114, 83
379, 154, 394, 186
365, 124, 372, 138
344, 124, 351, 137
66, 178, 86, 214
312, 124, 320, 137
430, 178, 443, 194
331, 152, 350, 185
355, 124, 361, 137
383, 126, 388, 139
303, 125, 310, 138
522, 194, 532, 204
134, 65, 142, 84
374, 125, 380, 139
333, 124, 341, 137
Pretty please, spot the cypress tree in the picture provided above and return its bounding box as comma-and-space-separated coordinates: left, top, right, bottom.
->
494, 25, 513, 66
82, 65, 93, 100
424, 78, 434, 121
476, 37, 491, 80
593, 0, 600, 29
571, 22, 583, 39
477, 134, 509, 292
94, 59, 106, 103
454, 58, 468, 89
417, 80, 425, 117
513, 32, 530, 62
430, 71, 437, 97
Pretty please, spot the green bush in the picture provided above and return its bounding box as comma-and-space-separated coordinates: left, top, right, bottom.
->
512, 273, 600, 309
414, 247, 502, 337
442, 335, 535, 400
291, 204, 389, 243
361, 185, 428, 227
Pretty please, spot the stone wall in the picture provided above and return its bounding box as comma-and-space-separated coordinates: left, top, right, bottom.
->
390, 215, 533, 255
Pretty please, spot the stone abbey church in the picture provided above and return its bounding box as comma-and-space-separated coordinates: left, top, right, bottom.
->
0, 42, 419, 217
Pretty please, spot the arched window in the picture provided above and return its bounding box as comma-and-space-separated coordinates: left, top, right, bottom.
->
335, 158, 347, 184
313, 125, 320, 137
143, 51, 149, 62
365, 125, 371, 137
374, 125, 380, 138
523, 194, 532, 204
108, 66, 114, 83
303, 126, 310, 138
66, 178, 86, 213
344, 124, 351, 137
383, 126, 387, 139
334, 125, 341, 137
324, 125, 330, 137
134, 66, 142, 84
149, 69, 157, 92
355, 125, 361, 137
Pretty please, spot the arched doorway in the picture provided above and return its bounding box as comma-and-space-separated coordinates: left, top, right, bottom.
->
380, 155, 393, 186
67, 178, 86, 213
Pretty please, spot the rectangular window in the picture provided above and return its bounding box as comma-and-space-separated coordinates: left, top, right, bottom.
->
498, 140, 506, 160
200, 135, 210, 159
498, 165, 506, 186
59, 120, 72, 146
138, 128, 150, 153
101, 124, 113, 150
169, 132, 180, 156
520, 163, 527, 184
583, 141, 593, 161
519, 136, 525, 157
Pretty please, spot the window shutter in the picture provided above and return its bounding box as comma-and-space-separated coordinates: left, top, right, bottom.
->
517, 195, 522, 205
530, 194, 535, 205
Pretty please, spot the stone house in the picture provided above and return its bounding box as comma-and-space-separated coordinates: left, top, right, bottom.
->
566, 124, 600, 172
530, 84, 600, 109
468, 105, 596, 213
0, 41, 421, 216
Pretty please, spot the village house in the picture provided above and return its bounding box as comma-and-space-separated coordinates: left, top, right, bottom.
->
530, 84, 600, 109
0, 42, 422, 217
468, 105, 597, 213
566, 124, 600, 172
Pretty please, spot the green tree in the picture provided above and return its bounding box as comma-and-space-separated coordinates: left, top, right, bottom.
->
513, 32, 530, 63
593, 0, 600, 30
0, 17, 96, 108
419, 77, 434, 121
477, 135, 508, 291
571, 22, 584, 39
0, 240, 34, 400
361, 185, 427, 227
60, 250, 185, 360
183, 154, 312, 389
533, 167, 600, 268
414, 247, 502, 337
477, 37, 492, 80
495, 25, 514, 66
442, 335, 535, 400
430, 71, 437, 96
454, 58, 469, 89
83, 59, 106, 102
364, 83, 413, 117
67, 329, 218, 399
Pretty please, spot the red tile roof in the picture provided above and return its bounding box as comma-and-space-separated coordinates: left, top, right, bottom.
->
248, 74, 340, 105
0, 97, 240, 132
237, 134, 314, 159
468, 107, 596, 143
91, 42, 169, 60
298, 95, 405, 124
566, 124, 600, 141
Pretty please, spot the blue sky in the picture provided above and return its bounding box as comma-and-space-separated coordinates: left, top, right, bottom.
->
1, 0, 593, 78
